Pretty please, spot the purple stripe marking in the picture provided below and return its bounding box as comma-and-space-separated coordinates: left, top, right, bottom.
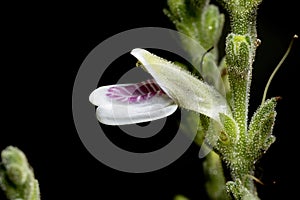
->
106, 79, 165, 103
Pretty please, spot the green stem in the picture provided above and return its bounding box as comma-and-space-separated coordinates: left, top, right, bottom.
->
221, 0, 262, 197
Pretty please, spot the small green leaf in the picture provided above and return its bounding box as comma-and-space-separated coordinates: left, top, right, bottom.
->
204, 113, 238, 161
0, 146, 40, 200
1, 146, 29, 186
226, 179, 260, 200
248, 98, 277, 160
200, 4, 225, 50
220, 113, 239, 144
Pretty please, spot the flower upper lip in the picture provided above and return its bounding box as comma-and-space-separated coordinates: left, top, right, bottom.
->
130, 48, 232, 122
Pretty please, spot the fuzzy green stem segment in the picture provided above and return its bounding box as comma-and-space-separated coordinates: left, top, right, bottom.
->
220, 0, 263, 197
218, 0, 261, 37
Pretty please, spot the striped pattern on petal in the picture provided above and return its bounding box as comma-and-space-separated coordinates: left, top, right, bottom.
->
89, 80, 178, 125
106, 79, 164, 103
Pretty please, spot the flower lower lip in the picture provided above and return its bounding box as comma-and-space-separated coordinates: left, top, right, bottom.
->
105, 79, 165, 103
89, 79, 177, 125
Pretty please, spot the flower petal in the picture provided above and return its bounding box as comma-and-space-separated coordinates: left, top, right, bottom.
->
130, 48, 231, 123
89, 81, 178, 125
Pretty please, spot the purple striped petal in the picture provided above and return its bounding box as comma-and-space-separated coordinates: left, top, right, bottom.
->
106, 79, 165, 103
89, 80, 178, 125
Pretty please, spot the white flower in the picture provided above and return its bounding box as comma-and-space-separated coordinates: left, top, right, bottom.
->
89, 48, 231, 125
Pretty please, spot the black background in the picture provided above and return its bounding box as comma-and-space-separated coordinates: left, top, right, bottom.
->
1, 0, 300, 199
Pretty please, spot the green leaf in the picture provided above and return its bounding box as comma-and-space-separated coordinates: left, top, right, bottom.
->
247, 98, 277, 160
219, 113, 239, 144
200, 4, 225, 50
0, 146, 40, 200
226, 179, 260, 200
202, 113, 238, 160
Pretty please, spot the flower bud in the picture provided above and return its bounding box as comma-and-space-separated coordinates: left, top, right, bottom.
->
201, 5, 225, 49
225, 33, 252, 79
